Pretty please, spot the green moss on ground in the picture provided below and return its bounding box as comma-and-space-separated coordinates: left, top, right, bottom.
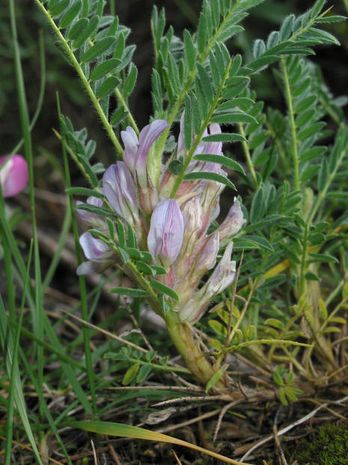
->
294, 422, 348, 465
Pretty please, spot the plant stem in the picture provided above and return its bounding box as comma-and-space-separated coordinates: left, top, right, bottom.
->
165, 313, 228, 390
60, 95, 97, 415
343, 0, 348, 15
154, 2, 241, 165
170, 60, 232, 198
308, 131, 348, 224
11, 31, 46, 155
115, 88, 139, 134
34, 0, 123, 156
280, 57, 300, 192
124, 357, 190, 374
238, 123, 258, 187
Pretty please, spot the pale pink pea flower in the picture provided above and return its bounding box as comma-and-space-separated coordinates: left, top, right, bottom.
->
0, 154, 28, 198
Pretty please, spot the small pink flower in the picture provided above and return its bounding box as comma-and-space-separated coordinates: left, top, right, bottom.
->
0, 154, 28, 198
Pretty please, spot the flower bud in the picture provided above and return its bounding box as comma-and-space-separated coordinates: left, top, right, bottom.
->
181, 196, 203, 245
121, 120, 168, 182
218, 198, 245, 244
121, 127, 138, 172
137, 120, 168, 176
103, 161, 139, 226
121, 120, 168, 214
0, 154, 28, 198
147, 199, 184, 266
77, 232, 114, 275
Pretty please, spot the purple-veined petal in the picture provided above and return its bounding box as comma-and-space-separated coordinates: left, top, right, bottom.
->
205, 242, 236, 298
136, 120, 168, 173
0, 155, 28, 198
79, 232, 110, 261
201, 123, 223, 156
191, 124, 225, 174
182, 196, 203, 242
196, 232, 220, 273
174, 197, 204, 277
77, 232, 114, 276
121, 127, 139, 171
218, 198, 245, 243
102, 162, 139, 224
147, 199, 184, 266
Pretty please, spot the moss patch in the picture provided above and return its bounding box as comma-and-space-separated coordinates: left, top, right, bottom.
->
294, 422, 348, 465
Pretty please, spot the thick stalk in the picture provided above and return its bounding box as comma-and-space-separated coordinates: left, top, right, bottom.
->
165, 313, 228, 391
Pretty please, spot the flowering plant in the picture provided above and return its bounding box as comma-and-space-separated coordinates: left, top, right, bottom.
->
36, 0, 348, 399
76, 118, 245, 387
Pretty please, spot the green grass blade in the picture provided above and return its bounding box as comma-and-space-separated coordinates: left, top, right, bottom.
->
42, 200, 72, 290
0, 297, 43, 465
70, 420, 252, 465
9, 0, 44, 404
59, 94, 96, 414
10, 31, 46, 155
4, 242, 33, 464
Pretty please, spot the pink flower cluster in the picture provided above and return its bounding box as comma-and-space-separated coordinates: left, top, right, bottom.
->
0, 155, 28, 198
77, 118, 245, 323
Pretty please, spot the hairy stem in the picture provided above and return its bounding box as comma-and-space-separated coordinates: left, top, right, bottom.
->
115, 88, 139, 135
170, 60, 232, 198
154, 2, 242, 163
238, 123, 258, 187
34, 0, 124, 156
165, 313, 228, 390
280, 57, 300, 192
